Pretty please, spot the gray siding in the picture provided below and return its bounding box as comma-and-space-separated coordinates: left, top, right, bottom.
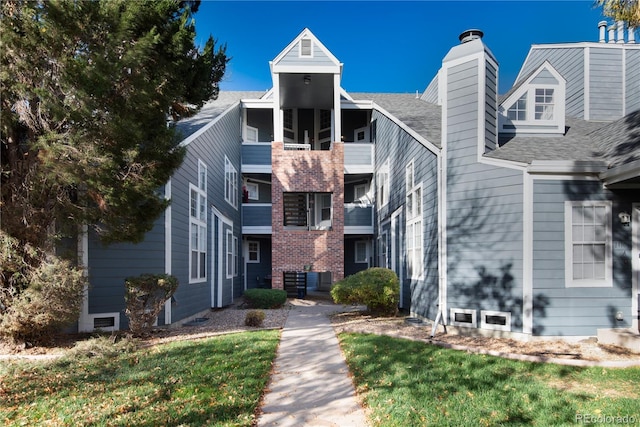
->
445, 59, 525, 332
171, 104, 243, 318
531, 180, 635, 336
373, 109, 439, 316
278, 40, 336, 67
530, 68, 558, 85
242, 144, 272, 165
519, 47, 585, 118
242, 204, 272, 227
626, 48, 640, 114
590, 47, 624, 120
87, 215, 165, 328
344, 143, 373, 165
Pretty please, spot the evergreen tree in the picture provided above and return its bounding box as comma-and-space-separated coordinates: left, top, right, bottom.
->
1, 0, 228, 247
0, 0, 228, 340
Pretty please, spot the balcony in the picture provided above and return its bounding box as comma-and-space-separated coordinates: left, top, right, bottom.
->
242, 203, 272, 234
242, 143, 271, 173
344, 143, 374, 174
344, 203, 374, 234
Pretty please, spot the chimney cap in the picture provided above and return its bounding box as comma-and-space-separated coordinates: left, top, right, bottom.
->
598, 20, 608, 28
459, 29, 484, 43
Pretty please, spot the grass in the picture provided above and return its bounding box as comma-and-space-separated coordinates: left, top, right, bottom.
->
339, 333, 640, 427
0, 330, 279, 426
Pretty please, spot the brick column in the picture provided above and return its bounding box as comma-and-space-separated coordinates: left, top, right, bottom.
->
271, 142, 344, 289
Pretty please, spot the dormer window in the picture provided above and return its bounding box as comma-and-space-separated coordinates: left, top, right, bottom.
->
300, 38, 312, 57
534, 88, 554, 120
498, 62, 565, 136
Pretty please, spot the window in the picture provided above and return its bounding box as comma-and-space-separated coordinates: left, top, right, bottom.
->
245, 125, 258, 142
565, 201, 612, 287
226, 230, 234, 279
535, 88, 554, 120
406, 161, 423, 279
300, 38, 312, 57
355, 241, 368, 264
283, 192, 332, 230
377, 159, 389, 208
354, 183, 367, 202
507, 93, 527, 121
233, 236, 238, 277
378, 232, 388, 268
247, 241, 260, 263
246, 182, 259, 201
189, 161, 207, 283
225, 156, 238, 208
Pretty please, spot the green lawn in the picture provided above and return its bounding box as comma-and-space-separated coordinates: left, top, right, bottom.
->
0, 330, 279, 426
339, 333, 640, 427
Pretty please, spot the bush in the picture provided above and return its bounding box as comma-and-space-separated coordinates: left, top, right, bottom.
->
243, 288, 287, 309
124, 273, 178, 336
330, 267, 400, 316
0, 252, 86, 345
244, 310, 266, 327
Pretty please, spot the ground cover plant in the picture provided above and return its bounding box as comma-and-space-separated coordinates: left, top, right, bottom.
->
339, 333, 640, 426
0, 330, 279, 426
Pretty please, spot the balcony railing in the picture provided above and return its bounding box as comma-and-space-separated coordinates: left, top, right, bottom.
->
242, 142, 271, 173
344, 203, 374, 234
242, 203, 272, 233
344, 143, 374, 173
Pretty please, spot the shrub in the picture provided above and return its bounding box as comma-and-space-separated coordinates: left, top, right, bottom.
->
0, 231, 87, 345
124, 273, 178, 336
331, 267, 400, 316
244, 310, 266, 327
243, 288, 287, 309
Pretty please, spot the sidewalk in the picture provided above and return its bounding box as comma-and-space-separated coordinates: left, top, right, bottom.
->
258, 296, 369, 427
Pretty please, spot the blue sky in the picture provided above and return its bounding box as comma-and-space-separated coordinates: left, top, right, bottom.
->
195, 1, 613, 95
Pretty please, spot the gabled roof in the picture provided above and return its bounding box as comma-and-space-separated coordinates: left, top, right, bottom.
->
175, 91, 266, 141
270, 28, 342, 74
350, 93, 442, 150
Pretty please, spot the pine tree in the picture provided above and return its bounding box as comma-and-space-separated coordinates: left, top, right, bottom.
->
0, 0, 228, 340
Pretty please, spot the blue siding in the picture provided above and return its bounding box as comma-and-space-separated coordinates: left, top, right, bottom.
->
590, 47, 624, 120
87, 215, 165, 328
242, 204, 272, 227
242, 144, 272, 165
445, 58, 525, 332
373, 109, 439, 316
626, 49, 640, 114
171, 104, 243, 318
531, 180, 635, 336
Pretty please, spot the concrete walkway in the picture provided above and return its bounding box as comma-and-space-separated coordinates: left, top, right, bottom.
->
258, 297, 369, 427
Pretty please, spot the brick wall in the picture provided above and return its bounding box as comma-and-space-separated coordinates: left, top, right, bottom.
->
271, 142, 344, 289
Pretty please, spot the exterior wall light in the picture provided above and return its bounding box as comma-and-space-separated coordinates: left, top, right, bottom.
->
618, 211, 631, 226
304, 75, 311, 85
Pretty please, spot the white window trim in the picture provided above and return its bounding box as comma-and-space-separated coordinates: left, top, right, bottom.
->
198, 160, 207, 192
377, 159, 390, 208
246, 182, 259, 201
225, 156, 238, 209
244, 125, 259, 142
378, 231, 388, 268
450, 308, 477, 328
406, 160, 423, 280
189, 178, 207, 284
233, 236, 239, 277
564, 201, 613, 288
247, 240, 260, 263
480, 310, 512, 332
354, 241, 368, 264
226, 230, 234, 279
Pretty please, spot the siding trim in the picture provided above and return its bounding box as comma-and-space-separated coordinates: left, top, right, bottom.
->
439, 66, 449, 324
632, 204, 639, 332
164, 178, 172, 325
523, 171, 533, 334
585, 47, 590, 120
